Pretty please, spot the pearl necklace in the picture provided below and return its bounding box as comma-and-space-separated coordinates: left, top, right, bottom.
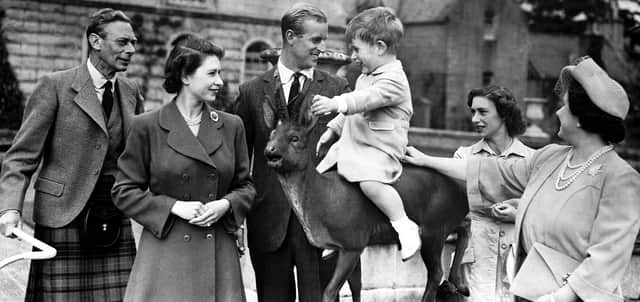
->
180, 111, 202, 127
555, 145, 613, 191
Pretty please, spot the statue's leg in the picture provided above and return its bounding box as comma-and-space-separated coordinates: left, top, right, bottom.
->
421, 235, 445, 302
347, 258, 362, 302
321, 249, 362, 302
449, 219, 470, 297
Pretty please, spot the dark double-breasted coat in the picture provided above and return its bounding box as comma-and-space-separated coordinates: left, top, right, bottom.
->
112, 100, 255, 302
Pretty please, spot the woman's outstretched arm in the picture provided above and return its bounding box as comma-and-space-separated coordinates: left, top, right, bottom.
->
403, 146, 468, 181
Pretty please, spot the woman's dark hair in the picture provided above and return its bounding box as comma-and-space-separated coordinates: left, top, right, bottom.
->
467, 85, 527, 137
163, 36, 225, 94
567, 82, 626, 143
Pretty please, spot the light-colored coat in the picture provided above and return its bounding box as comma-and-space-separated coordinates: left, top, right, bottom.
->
112, 101, 255, 302
468, 144, 640, 302
0, 64, 144, 226
316, 60, 412, 183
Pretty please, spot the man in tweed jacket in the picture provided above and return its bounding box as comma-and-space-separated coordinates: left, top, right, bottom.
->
0, 8, 144, 301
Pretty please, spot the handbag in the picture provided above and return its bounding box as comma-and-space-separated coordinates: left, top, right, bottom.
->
81, 201, 123, 248
510, 242, 580, 301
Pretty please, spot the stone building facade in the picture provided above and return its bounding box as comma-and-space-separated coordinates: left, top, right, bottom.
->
1, 0, 353, 111
1, 0, 639, 300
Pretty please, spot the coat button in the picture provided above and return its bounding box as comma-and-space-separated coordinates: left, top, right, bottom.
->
208, 193, 215, 200
499, 230, 505, 237
205, 233, 213, 239
183, 234, 191, 242
501, 243, 508, 250
95, 144, 101, 150
182, 193, 191, 200
182, 174, 190, 182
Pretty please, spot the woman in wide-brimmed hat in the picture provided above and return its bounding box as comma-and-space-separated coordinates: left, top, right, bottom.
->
404, 57, 640, 302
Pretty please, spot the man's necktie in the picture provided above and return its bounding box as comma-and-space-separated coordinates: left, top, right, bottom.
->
102, 80, 113, 120
288, 72, 303, 103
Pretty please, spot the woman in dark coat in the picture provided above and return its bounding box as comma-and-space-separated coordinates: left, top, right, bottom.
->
112, 36, 255, 302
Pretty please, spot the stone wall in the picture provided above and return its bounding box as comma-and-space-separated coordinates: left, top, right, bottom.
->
1, 0, 352, 110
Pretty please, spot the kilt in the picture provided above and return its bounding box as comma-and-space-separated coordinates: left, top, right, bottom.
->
25, 176, 136, 302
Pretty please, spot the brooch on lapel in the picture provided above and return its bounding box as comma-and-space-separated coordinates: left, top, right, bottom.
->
210, 111, 219, 122
588, 164, 603, 176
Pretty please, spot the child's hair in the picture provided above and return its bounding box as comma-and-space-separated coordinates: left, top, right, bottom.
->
345, 7, 404, 54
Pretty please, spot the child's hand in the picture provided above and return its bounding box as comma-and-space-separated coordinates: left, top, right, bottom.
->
316, 129, 338, 158
311, 95, 338, 116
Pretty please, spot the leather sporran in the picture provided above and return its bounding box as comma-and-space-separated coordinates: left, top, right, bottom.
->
80, 175, 123, 248
81, 202, 123, 248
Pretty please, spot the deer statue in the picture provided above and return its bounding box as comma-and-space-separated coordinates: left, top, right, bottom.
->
264, 112, 470, 302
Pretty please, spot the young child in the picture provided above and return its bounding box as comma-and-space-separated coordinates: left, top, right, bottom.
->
311, 7, 420, 260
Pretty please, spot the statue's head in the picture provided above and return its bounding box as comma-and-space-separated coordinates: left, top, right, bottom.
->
264, 105, 318, 173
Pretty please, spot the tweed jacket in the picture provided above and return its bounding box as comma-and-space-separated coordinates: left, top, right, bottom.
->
467, 144, 640, 302
112, 101, 255, 301
0, 63, 144, 227
316, 60, 412, 183
235, 67, 350, 252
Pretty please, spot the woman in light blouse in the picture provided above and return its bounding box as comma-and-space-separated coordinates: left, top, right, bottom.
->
453, 85, 533, 302
404, 57, 640, 302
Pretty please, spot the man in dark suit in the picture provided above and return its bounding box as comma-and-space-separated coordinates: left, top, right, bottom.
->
235, 3, 351, 302
0, 8, 144, 301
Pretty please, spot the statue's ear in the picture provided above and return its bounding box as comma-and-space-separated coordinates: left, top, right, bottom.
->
263, 102, 276, 130
300, 107, 317, 135
297, 97, 313, 125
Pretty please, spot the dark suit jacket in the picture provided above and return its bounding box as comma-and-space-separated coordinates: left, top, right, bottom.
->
0, 63, 144, 227
235, 67, 350, 252
112, 101, 255, 302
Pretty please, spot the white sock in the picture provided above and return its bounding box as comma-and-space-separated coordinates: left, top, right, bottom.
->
390, 215, 411, 233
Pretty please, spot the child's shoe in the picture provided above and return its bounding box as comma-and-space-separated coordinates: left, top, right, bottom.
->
391, 217, 421, 261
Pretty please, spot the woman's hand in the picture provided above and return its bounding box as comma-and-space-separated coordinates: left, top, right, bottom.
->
189, 199, 231, 227
171, 201, 205, 221
402, 146, 430, 166
0, 210, 22, 238
535, 286, 579, 302
310, 95, 338, 116
534, 294, 556, 302
491, 203, 517, 222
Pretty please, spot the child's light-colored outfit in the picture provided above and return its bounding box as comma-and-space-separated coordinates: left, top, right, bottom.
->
316, 59, 412, 182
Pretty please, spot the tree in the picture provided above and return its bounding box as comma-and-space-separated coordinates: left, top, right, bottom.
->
0, 8, 24, 130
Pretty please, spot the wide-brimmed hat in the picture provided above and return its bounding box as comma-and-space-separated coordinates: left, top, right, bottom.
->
554, 57, 629, 119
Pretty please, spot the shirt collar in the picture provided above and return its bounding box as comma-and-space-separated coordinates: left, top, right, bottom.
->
368, 59, 403, 76
276, 59, 313, 83
471, 137, 530, 157
87, 59, 116, 90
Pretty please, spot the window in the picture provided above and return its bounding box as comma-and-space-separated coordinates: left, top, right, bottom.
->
243, 41, 271, 82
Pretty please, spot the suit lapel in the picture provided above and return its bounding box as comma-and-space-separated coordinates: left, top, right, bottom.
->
116, 78, 137, 134
262, 68, 279, 116
71, 65, 108, 135
197, 106, 224, 156
160, 101, 216, 168
300, 70, 325, 112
